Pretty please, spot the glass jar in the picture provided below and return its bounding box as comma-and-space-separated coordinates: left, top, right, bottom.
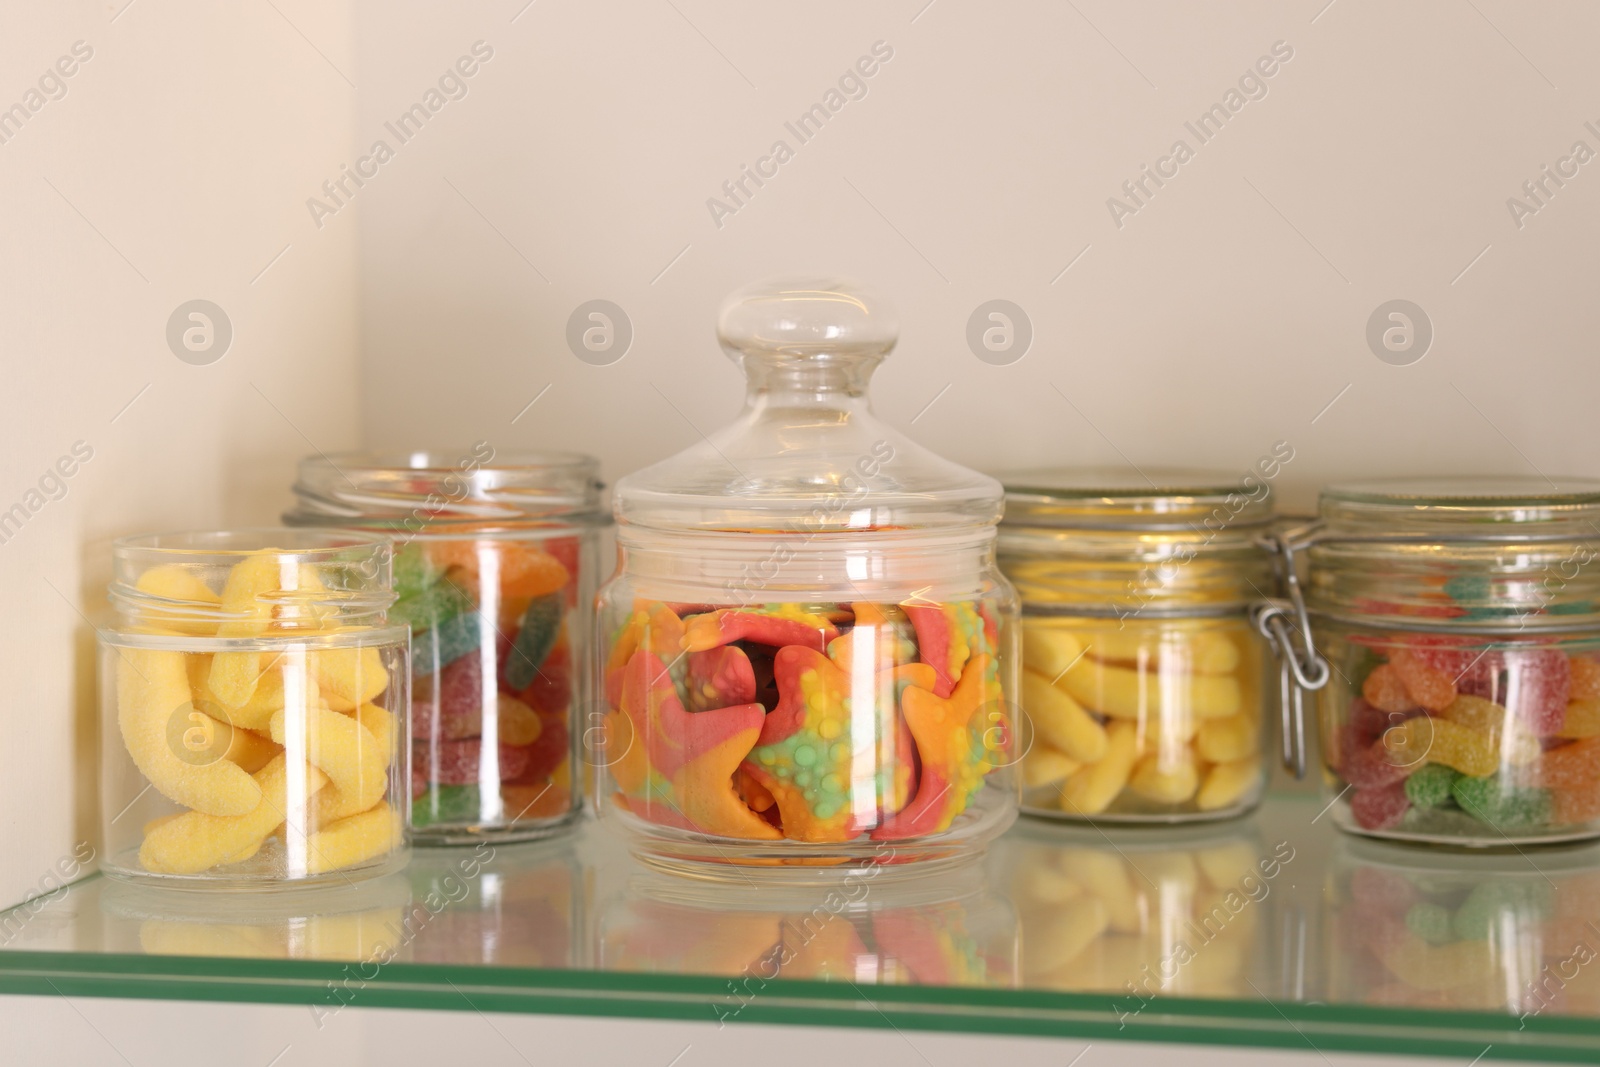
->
1275, 476, 1600, 846
594, 278, 1019, 876
997, 469, 1277, 822
99, 530, 409, 888
286, 448, 603, 845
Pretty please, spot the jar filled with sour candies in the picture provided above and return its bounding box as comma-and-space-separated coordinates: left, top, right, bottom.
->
594, 278, 1019, 876
1283, 477, 1600, 846
287, 449, 603, 844
998, 469, 1278, 822
99, 530, 408, 887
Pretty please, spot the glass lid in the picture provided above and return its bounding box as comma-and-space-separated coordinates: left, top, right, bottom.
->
612, 277, 1002, 534
999, 466, 1277, 531
1319, 475, 1600, 537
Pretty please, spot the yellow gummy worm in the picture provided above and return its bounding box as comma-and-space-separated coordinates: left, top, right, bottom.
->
1020, 622, 1084, 680
1022, 746, 1081, 789
305, 802, 401, 875
1060, 721, 1139, 816
495, 695, 542, 746
1059, 659, 1241, 721
270, 705, 387, 815
1381, 716, 1499, 777
134, 565, 222, 637
1196, 756, 1261, 811
140, 754, 329, 875
1021, 669, 1108, 762
1128, 750, 1200, 804
1438, 695, 1541, 765
223, 727, 282, 775
309, 705, 395, 823
117, 648, 262, 816
190, 653, 324, 733
349, 703, 398, 756
1071, 625, 1241, 676
1196, 713, 1260, 763
208, 552, 291, 708
308, 646, 389, 711
1026, 894, 1108, 978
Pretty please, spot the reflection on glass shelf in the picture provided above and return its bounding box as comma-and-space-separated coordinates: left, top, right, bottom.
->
6, 795, 1600, 1061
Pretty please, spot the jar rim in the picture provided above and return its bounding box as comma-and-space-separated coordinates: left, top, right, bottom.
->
998, 466, 1276, 532
286, 447, 605, 527
1319, 474, 1600, 534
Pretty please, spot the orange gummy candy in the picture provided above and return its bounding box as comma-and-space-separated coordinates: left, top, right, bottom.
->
1571, 656, 1600, 702
1537, 738, 1600, 791
1552, 780, 1600, 824
1389, 650, 1457, 712
1363, 664, 1418, 714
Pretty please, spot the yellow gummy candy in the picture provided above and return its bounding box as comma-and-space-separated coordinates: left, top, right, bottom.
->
1128, 750, 1200, 804
139, 755, 329, 875
1021, 622, 1084, 680
270, 705, 387, 815
1381, 716, 1498, 777
1074, 625, 1241, 676
1439, 695, 1540, 765
208, 553, 293, 707
223, 727, 281, 774
1022, 745, 1082, 789
190, 653, 322, 733
1196, 713, 1259, 763
1196, 756, 1261, 811
1059, 658, 1240, 721
308, 646, 389, 711
305, 802, 401, 875
117, 648, 262, 816
1021, 669, 1108, 762
496, 695, 542, 746
133, 565, 222, 636
349, 702, 398, 756
1060, 721, 1138, 815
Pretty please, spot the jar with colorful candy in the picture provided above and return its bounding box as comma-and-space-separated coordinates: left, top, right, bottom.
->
1284, 477, 1600, 846
287, 448, 603, 844
98, 531, 408, 887
594, 278, 1018, 875
997, 469, 1278, 822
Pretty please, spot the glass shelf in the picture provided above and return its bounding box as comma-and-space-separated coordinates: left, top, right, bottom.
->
4, 793, 1600, 1062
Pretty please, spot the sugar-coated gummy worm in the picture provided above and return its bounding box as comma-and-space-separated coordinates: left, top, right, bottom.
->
1128, 750, 1199, 803
1020, 623, 1083, 682
189, 653, 321, 733
1059, 721, 1138, 815
1075, 627, 1241, 676
308, 646, 389, 711
1196, 714, 1258, 763
1022, 747, 1081, 789
305, 802, 402, 875
1058, 659, 1241, 721
208, 553, 293, 708
117, 648, 262, 816
1020, 669, 1108, 763
1196, 756, 1261, 811
139, 755, 329, 875
269, 705, 387, 815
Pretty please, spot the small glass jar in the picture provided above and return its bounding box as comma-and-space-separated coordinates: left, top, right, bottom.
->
286, 448, 603, 845
1277, 476, 1600, 846
997, 469, 1277, 822
99, 530, 409, 888
594, 278, 1019, 876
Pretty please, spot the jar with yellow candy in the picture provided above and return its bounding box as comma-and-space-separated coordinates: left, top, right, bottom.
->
997, 468, 1278, 822
98, 530, 409, 888
593, 278, 1019, 876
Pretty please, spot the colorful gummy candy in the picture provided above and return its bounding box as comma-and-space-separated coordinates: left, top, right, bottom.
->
114, 550, 404, 878
1335, 640, 1600, 840
602, 599, 1006, 844
1018, 617, 1262, 817
400, 537, 577, 832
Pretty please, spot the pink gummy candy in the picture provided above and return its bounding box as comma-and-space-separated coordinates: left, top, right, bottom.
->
1350, 781, 1410, 830
1339, 725, 1415, 789
414, 738, 532, 788
1348, 697, 1422, 746
1502, 647, 1570, 736
412, 653, 492, 741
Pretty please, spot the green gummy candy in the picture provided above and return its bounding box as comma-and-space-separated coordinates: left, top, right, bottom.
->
392, 576, 473, 632
412, 611, 483, 677
1405, 901, 1455, 945
1451, 774, 1551, 830
1405, 764, 1462, 810
504, 593, 563, 690
393, 544, 440, 598
1451, 880, 1554, 941
412, 784, 481, 828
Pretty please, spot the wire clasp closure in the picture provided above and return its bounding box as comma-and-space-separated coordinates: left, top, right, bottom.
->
1252, 523, 1330, 778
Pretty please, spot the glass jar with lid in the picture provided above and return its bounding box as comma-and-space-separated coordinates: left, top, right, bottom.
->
98, 530, 408, 887
997, 468, 1279, 822
286, 448, 603, 844
593, 278, 1018, 876
1269, 476, 1600, 846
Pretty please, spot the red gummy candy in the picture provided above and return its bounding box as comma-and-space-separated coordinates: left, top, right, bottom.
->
1502, 647, 1570, 736
1350, 781, 1410, 830
686, 645, 757, 712
1388, 650, 1457, 712
415, 739, 532, 787
413, 652, 492, 741
1339, 726, 1414, 789
1406, 636, 1501, 687
517, 643, 572, 716
1348, 697, 1421, 746
505, 713, 569, 784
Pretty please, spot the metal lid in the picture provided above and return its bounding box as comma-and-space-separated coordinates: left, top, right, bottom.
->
1319, 475, 1600, 538
1000, 467, 1277, 532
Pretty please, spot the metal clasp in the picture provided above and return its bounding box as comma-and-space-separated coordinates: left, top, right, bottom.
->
1252, 523, 1330, 778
